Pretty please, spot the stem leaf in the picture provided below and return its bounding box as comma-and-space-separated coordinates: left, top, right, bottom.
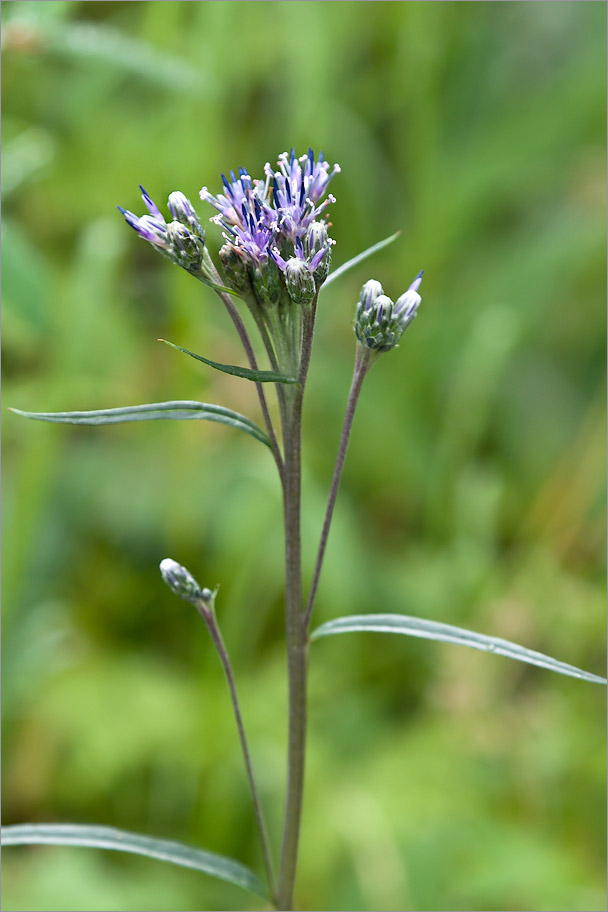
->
311, 613, 607, 685
323, 231, 401, 288
9, 400, 271, 447
159, 339, 298, 384
2, 824, 268, 900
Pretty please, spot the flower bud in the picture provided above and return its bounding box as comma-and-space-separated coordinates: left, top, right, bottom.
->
393, 288, 421, 333
358, 279, 384, 315
219, 243, 253, 295
354, 273, 422, 353
252, 258, 282, 308
168, 192, 204, 239
304, 221, 333, 286
284, 257, 316, 306
160, 558, 203, 603
167, 222, 204, 274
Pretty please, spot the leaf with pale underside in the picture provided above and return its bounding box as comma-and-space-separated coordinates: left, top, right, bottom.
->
9, 401, 270, 447
2, 824, 268, 900
159, 339, 298, 384
323, 231, 401, 288
311, 613, 607, 685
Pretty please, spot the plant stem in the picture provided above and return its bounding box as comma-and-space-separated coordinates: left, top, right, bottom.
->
204, 274, 285, 483
202, 606, 277, 904
303, 345, 374, 632
277, 304, 317, 910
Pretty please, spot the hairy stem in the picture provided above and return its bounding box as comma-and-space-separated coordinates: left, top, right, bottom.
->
202, 606, 277, 903
277, 303, 317, 910
303, 345, 374, 631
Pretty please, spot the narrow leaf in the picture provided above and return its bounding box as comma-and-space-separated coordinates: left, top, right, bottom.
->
159, 339, 298, 384
9, 401, 270, 447
323, 231, 401, 288
1, 824, 268, 900
311, 613, 607, 685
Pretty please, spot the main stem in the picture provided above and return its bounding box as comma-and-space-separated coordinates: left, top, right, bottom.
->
303, 346, 374, 632
204, 611, 277, 902
277, 305, 317, 910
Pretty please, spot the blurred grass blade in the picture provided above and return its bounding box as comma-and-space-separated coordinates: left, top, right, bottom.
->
10, 401, 270, 447
159, 339, 298, 384
311, 613, 607, 684
1, 824, 268, 900
324, 231, 401, 288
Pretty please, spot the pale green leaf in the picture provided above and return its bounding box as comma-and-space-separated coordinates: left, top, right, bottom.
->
159, 339, 298, 384
323, 231, 401, 288
311, 613, 607, 684
2, 824, 268, 899
9, 401, 270, 447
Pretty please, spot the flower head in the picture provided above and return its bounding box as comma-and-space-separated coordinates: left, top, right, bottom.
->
355, 272, 423, 352
119, 186, 206, 275
200, 150, 339, 280
201, 169, 276, 265
267, 148, 339, 242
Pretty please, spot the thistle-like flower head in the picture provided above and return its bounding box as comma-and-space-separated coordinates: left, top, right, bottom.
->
355, 272, 423, 352
201, 169, 276, 265
267, 148, 339, 242
118, 186, 206, 275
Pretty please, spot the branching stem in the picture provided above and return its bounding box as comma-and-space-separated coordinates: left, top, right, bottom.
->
303, 345, 375, 632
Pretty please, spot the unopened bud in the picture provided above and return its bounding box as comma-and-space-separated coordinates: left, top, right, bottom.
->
160, 558, 202, 603
168, 192, 204, 239
219, 243, 253, 295
252, 259, 282, 308
167, 222, 204, 274
284, 257, 316, 306
354, 273, 422, 353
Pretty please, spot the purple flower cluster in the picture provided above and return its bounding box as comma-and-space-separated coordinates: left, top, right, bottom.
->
200, 148, 338, 278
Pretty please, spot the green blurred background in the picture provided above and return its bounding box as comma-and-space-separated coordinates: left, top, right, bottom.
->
2, 2, 606, 910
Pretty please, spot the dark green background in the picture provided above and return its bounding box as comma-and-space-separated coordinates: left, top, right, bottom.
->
2, 2, 606, 910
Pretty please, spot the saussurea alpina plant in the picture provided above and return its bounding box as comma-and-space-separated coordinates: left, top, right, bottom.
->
7, 149, 606, 912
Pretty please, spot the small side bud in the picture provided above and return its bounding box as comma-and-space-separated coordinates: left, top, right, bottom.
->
284, 257, 316, 306
219, 243, 253, 295
354, 272, 423, 353
160, 558, 202, 604
167, 222, 205, 274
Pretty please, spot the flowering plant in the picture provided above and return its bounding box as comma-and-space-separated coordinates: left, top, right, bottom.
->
7, 149, 605, 911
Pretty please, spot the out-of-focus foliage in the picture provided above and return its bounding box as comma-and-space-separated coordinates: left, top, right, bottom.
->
2, 2, 605, 910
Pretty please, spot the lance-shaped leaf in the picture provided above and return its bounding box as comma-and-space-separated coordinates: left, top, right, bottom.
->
159, 339, 298, 384
2, 824, 268, 900
311, 613, 607, 685
9, 401, 270, 447
324, 231, 401, 288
